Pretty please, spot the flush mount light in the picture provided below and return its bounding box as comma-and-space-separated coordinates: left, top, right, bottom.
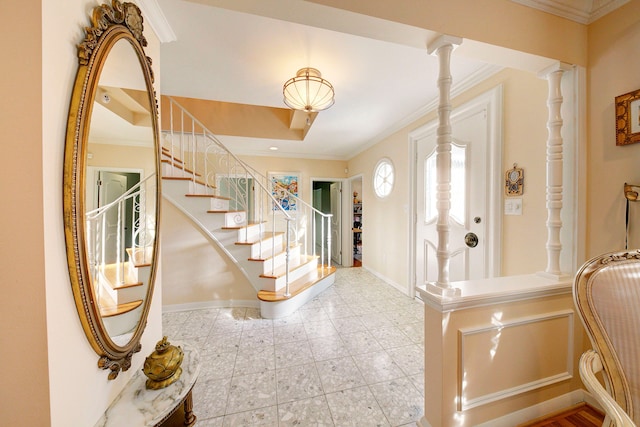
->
283, 67, 335, 112
269, 146, 279, 151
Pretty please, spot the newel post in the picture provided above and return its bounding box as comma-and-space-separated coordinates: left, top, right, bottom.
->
426, 35, 462, 297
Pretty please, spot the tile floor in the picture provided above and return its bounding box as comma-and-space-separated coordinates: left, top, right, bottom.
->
162, 267, 425, 426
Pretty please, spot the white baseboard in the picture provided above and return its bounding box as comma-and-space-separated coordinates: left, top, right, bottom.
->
162, 299, 259, 313
475, 389, 590, 427
362, 266, 410, 296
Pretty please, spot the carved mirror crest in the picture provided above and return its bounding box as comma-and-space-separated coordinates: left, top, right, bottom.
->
64, 0, 161, 379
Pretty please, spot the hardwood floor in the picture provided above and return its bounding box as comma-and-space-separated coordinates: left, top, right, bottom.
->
518, 403, 605, 427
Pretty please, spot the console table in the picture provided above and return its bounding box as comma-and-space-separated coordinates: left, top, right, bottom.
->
95, 342, 200, 427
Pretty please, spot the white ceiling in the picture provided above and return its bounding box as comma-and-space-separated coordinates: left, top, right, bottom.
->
147, 0, 623, 160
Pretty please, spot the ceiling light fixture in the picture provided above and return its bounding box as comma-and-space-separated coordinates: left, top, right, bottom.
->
283, 67, 335, 112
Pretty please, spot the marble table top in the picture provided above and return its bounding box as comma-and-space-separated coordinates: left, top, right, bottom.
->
95, 341, 200, 427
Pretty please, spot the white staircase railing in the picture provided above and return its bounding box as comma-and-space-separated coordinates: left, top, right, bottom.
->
162, 96, 333, 295
85, 174, 156, 300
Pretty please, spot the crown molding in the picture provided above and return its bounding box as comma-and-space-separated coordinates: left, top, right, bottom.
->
511, 0, 629, 24
135, 0, 177, 43
346, 63, 503, 160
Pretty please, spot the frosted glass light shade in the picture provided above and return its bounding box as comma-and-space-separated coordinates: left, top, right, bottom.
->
283, 67, 335, 112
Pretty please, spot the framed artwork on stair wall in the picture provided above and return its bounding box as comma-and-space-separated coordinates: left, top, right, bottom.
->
269, 171, 300, 211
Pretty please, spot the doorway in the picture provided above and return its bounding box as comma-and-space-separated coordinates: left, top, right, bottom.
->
312, 179, 343, 266
351, 176, 363, 267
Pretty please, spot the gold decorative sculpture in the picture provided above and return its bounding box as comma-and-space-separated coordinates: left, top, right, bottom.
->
143, 337, 184, 390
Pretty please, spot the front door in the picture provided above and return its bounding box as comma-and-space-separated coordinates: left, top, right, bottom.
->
98, 171, 128, 264
414, 96, 495, 286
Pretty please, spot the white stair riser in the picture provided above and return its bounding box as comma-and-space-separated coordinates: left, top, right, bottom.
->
260, 257, 319, 292
248, 234, 284, 259
236, 223, 263, 241
103, 305, 142, 337
225, 211, 246, 227
259, 273, 336, 319
163, 178, 231, 212
259, 245, 301, 275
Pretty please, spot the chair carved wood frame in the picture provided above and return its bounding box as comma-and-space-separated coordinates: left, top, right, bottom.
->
574, 250, 640, 427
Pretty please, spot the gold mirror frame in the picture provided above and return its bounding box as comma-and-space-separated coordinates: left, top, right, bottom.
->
63, 0, 161, 380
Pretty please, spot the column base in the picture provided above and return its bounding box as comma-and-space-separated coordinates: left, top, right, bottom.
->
425, 282, 461, 297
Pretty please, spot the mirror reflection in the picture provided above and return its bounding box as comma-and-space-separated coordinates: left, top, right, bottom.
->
85, 39, 156, 345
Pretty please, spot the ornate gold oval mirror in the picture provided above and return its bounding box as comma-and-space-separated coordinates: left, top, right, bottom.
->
64, 0, 160, 380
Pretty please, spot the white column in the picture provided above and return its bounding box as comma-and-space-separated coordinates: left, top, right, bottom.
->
426, 35, 462, 297
539, 63, 571, 280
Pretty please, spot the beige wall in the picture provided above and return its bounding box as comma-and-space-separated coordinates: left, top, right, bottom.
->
0, 1, 165, 426
348, 67, 550, 289
0, 1, 50, 425
587, 1, 640, 257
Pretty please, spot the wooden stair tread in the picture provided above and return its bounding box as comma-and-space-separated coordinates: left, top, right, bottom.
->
259, 255, 318, 279
258, 266, 336, 302
222, 221, 264, 230
99, 299, 143, 318
186, 193, 230, 200
235, 232, 284, 246
102, 263, 143, 288
161, 176, 217, 190
208, 209, 243, 213
161, 159, 202, 177
248, 244, 300, 262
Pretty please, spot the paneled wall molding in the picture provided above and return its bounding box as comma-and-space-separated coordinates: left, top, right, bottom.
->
425, 34, 463, 297
458, 310, 575, 411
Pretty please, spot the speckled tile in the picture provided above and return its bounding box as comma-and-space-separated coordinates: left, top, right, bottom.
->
398, 322, 425, 346
369, 377, 424, 426
204, 331, 241, 354
196, 416, 223, 427
384, 310, 421, 327
274, 323, 307, 344
278, 395, 335, 426
325, 386, 390, 426
226, 370, 277, 414
358, 312, 395, 330
272, 311, 303, 327
303, 319, 339, 338
408, 373, 425, 396
276, 363, 324, 404
299, 307, 330, 323
238, 327, 274, 349
275, 340, 314, 368
370, 326, 411, 349
222, 405, 278, 426
192, 376, 231, 419
341, 330, 384, 355
212, 317, 244, 335
309, 336, 351, 361
199, 350, 237, 379
233, 345, 275, 375
352, 350, 404, 384
316, 356, 366, 394
217, 307, 247, 320
331, 316, 367, 335
176, 317, 213, 339
387, 344, 424, 376
323, 303, 355, 319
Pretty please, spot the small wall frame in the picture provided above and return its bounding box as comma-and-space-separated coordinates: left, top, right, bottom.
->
505, 164, 524, 196
615, 88, 640, 146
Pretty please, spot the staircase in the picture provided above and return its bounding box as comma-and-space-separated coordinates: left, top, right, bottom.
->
160, 96, 336, 319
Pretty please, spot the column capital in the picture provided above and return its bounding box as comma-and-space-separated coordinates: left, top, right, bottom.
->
537, 61, 573, 78
427, 34, 463, 56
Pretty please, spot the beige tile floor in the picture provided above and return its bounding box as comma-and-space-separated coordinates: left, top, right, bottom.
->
162, 267, 425, 426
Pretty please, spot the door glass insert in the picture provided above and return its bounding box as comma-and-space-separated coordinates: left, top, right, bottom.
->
425, 143, 466, 224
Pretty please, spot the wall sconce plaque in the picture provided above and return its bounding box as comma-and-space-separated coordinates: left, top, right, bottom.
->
505, 163, 524, 196
615, 88, 640, 146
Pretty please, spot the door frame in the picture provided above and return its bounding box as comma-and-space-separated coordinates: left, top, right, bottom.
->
408, 85, 503, 298
310, 176, 347, 266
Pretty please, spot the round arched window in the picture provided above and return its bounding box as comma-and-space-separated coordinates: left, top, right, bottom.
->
373, 158, 395, 198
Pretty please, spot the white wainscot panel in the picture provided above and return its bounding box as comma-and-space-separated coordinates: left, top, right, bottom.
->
458, 310, 574, 411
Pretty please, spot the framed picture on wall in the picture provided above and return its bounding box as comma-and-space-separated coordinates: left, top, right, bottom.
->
615, 88, 640, 146
268, 172, 300, 211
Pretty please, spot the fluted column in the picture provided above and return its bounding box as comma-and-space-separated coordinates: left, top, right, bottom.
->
426, 35, 462, 297
539, 63, 571, 279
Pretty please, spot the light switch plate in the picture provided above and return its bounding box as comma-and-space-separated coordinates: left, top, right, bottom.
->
504, 198, 523, 215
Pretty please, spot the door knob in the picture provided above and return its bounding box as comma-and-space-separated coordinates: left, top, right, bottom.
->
465, 232, 479, 248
